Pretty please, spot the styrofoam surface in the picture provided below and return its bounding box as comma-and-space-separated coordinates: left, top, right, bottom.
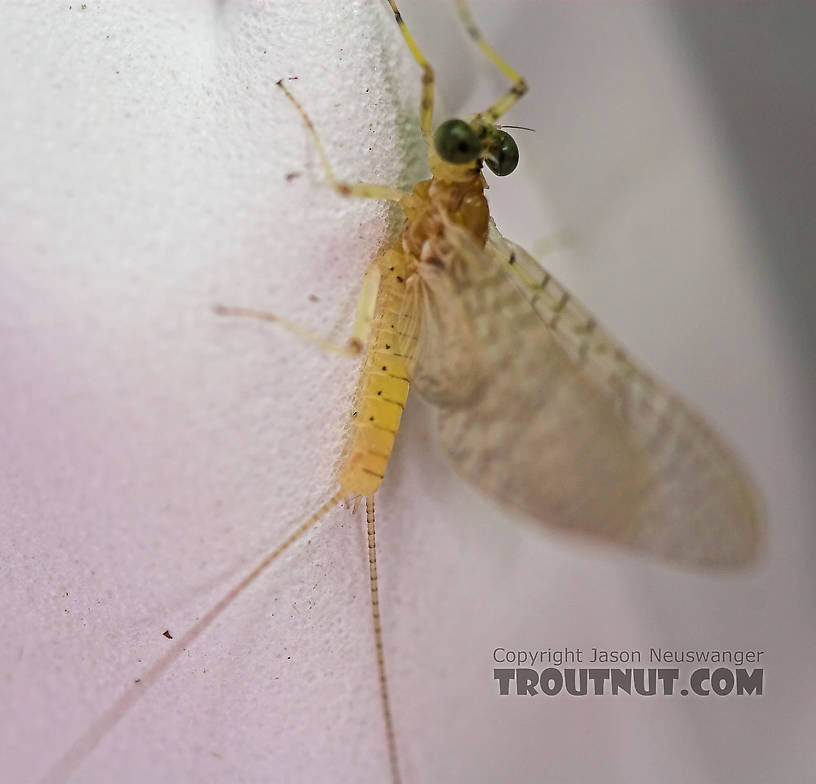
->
1, 2, 814, 784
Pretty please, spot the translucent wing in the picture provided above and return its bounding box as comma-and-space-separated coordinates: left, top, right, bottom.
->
410, 218, 763, 568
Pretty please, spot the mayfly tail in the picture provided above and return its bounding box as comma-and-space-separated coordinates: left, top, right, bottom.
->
365, 496, 402, 784
37, 491, 344, 784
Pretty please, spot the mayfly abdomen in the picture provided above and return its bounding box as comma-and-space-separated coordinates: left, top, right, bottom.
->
341, 174, 493, 501
339, 248, 413, 499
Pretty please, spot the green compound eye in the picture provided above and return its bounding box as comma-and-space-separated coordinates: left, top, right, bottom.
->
485, 130, 519, 176
433, 119, 481, 164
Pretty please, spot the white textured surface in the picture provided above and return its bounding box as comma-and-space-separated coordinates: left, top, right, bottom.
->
2, 2, 815, 784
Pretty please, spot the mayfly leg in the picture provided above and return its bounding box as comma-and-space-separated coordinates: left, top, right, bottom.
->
214, 260, 382, 357
275, 79, 406, 204
212, 304, 363, 356
454, 1, 528, 123
383, 0, 435, 140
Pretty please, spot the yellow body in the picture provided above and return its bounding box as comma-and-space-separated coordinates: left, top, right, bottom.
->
338, 175, 490, 499
339, 247, 412, 498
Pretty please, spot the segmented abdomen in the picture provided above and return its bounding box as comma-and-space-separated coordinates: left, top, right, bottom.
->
339, 249, 412, 498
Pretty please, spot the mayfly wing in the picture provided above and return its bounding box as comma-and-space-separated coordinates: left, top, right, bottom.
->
410, 216, 762, 568
490, 225, 765, 566
396, 254, 478, 404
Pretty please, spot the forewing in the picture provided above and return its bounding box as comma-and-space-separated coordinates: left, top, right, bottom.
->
413, 219, 762, 568
403, 259, 491, 407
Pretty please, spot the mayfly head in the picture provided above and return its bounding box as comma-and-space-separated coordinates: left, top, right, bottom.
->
433, 117, 519, 177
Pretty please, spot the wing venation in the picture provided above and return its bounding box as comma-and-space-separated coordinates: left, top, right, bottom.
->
410, 218, 762, 568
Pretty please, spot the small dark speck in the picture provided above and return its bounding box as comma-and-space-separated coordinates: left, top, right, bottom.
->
287, 656, 291, 660
369, 416, 374, 421
308, 294, 319, 302
381, 365, 387, 371
396, 275, 404, 283
377, 390, 382, 396
134, 678, 142, 684
352, 411, 358, 417
385, 344, 390, 349
162, 629, 173, 639
285, 171, 301, 182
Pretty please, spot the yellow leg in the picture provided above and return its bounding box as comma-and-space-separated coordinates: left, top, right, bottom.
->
276, 80, 406, 203
383, 0, 436, 142
214, 260, 382, 357
454, 1, 528, 123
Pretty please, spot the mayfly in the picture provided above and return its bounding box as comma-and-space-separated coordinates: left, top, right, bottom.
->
41, 2, 762, 783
